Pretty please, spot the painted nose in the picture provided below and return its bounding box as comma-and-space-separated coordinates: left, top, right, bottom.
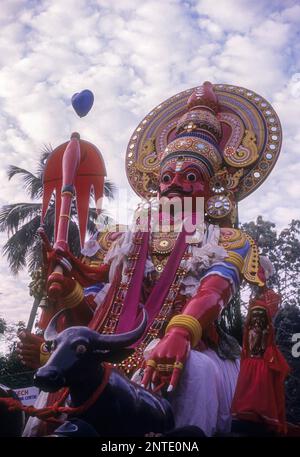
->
34, 367, 65, 392
170, 173, 182, 186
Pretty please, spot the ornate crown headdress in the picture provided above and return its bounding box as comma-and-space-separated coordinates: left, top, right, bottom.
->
126, 82, 282, 217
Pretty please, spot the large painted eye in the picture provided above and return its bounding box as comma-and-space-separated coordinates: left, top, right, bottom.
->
186, 172, 197, 182
76, 344, 87, 355
161, 173, 172, 183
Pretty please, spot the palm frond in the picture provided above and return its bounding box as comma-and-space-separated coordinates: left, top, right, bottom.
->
87, 208, 98, 236
26, 238, 43, 273
2, 216, 41, 274
88, 207, 98, 220
87, 208, 115, 234
36, 145, 53, 179
104, 179, 117, 200
7, 166, 42, 200
0, 203, 41, 233
43, 206, 55, 245
68, 219, 81, 257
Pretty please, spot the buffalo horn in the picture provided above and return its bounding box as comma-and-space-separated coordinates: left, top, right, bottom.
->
94, 307, 148, 349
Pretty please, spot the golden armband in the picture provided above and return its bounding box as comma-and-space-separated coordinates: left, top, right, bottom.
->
165, 315, 202, 348
224, 251, 244, 273
62, 281, 84, 308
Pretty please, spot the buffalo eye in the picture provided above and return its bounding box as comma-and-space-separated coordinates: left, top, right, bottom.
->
161, 173, 172, 183
186, 172, 197, 182
75, 344, 88, 355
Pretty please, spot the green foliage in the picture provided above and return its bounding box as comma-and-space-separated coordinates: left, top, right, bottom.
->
241, 216, 300, 306
0, 350, 34, 389
220, 294, 244, 345
0, 318, 6, 334
0, 319, 33, 389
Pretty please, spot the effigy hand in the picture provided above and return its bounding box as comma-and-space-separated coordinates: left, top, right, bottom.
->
50, 247, 76, 273
16, 331, 49, 370
38, 227, 73, 300
141, 327, 191, 393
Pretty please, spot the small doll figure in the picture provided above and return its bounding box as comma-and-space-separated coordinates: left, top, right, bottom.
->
231, 289, 290, 434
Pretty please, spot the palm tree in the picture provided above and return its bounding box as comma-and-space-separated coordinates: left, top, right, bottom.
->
0, 147, 117, 330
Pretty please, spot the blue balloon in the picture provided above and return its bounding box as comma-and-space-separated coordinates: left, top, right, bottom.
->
71, 90, 94, 117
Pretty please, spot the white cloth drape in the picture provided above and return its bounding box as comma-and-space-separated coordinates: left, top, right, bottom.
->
169, 349, 240, 436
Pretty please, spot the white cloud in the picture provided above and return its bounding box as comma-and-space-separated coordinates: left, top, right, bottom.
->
0, 233, 32, 324
193, 0, 267, 34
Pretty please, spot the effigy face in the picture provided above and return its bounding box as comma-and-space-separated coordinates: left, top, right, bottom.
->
248, 308, 269, 357
159, 158, 209, 201
250, 308, 268, 329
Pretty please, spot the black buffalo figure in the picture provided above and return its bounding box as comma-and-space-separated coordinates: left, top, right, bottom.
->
34, 308, 174, 436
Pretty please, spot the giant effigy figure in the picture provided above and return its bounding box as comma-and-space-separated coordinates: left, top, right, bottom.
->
19, 82, 283, 436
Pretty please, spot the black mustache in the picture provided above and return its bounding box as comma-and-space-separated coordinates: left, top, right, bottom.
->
161, 187, 193, 197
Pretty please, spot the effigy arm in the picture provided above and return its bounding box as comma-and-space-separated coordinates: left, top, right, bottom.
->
142, 238, 255, 391
181, 274, 232, 329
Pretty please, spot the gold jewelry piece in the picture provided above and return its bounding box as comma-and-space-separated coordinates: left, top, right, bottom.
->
60, 214, 71, 219
146, 359, 157, 369
243, 233, 264, 286
166, 314, 202, 348
173, 361, 184, 370
225, 251, 244, 272
206, 194, 232, 219
157, 364, 174, 373
151, 232, 178, 255
61, 191, 74, 198
219, 228, 247, 250
151, 254, 169, 274
250, 306, 267, 312
62, 281, 84, 308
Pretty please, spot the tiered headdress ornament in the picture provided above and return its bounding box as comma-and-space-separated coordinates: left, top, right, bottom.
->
249, 289, 281, 320
160, 82, 223, 181
126, 82, 282, 223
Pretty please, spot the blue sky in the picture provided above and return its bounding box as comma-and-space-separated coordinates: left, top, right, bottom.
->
0, 0, 300, 325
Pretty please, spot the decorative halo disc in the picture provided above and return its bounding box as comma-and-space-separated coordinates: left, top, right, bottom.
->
126, 84, 282, 201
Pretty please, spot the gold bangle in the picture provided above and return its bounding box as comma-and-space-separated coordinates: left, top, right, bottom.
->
157, 364, 174, 373
62, 281, 84, 308
146, 359, 157, 369
60, 214, 70, 219
165, 315, 202, 348
61, 191, 73, 198
173, 361, 184, 370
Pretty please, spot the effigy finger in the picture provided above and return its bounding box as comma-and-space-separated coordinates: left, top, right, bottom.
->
141, 362, 156, 388
167, 361, 184, 393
